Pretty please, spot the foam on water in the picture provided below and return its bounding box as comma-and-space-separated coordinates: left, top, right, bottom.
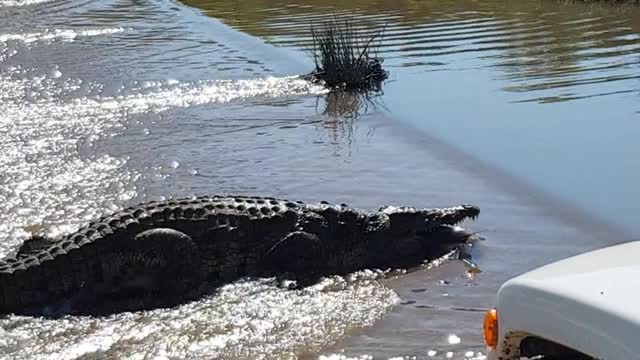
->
0, 28, 126, 44
91, 76, 326, 113
0, 48, 325, 258
0, 275, 399, 360
0, 0, 52, 7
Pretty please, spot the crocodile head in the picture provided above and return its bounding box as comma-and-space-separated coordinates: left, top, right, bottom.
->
355, 204, 481, 271
379, 204, 480, 230
411, 204, 481, 246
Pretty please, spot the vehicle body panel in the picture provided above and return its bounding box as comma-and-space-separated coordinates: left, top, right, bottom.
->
488, 241, 640, 359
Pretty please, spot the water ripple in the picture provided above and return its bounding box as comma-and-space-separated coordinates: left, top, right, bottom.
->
184, 0, 640, 103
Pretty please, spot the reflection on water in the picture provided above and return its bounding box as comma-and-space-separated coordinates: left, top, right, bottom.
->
319, 91, 387, 119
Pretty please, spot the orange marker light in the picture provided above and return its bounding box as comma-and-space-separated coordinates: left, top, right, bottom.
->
483, 308, 499, 349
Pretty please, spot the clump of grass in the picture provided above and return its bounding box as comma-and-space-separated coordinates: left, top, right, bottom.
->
302, 17, 388, 91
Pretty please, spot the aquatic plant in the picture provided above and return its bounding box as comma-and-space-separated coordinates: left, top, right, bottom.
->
302, 17, 388, 91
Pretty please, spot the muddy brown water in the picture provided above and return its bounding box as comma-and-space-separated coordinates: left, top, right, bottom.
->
0, 0, 637, 359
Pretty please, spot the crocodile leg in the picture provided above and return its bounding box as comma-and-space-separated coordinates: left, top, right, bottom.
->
71, 228, 202, 315
264, 231, 326, 286
198, 225, 245, 284
198, 214, 299, 284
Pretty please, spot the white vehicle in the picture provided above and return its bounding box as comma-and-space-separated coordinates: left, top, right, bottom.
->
483, 241, 640, 360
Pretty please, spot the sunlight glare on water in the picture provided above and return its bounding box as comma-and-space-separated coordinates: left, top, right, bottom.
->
0, 275, 399, 360
0, 0, 53, 7
0, 28, 325, 258
0, 28, 126, 44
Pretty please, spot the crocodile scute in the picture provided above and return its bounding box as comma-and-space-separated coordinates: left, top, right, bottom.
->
0, 195, 480, 317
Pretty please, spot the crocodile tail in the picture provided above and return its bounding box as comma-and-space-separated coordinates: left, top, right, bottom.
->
0, 244, 88, 316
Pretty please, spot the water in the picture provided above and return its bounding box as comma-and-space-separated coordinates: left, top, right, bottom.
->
0, 0, 637, 358
186, 0, 640, 233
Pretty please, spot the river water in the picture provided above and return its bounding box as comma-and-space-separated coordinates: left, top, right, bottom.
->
0, 0, 637, 359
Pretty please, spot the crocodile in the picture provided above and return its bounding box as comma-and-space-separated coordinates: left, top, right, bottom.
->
0, 195, 480, 317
